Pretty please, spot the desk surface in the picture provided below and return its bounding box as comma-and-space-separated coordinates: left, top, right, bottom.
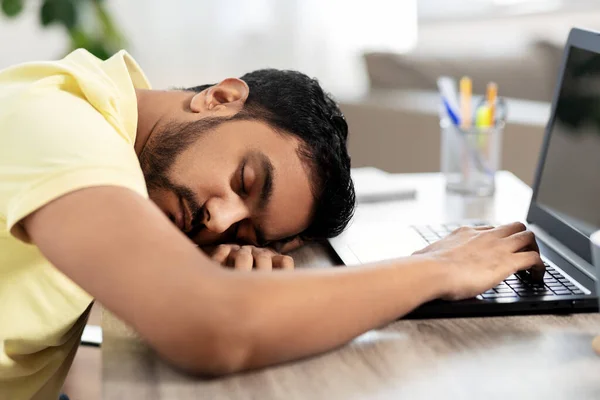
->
102, 172, 600, 400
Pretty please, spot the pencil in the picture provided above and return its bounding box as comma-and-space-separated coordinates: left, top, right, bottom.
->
460, 76, 472, 129
486, 82, 498, 126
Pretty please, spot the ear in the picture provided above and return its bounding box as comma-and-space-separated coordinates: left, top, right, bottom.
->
190, 78, 249, 113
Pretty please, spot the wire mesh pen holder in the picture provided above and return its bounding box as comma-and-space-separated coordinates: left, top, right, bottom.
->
440, 118, 503, 197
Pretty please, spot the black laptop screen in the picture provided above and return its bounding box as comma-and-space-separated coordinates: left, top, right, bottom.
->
536, 46, 600, 238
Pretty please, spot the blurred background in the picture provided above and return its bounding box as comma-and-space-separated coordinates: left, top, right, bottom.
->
2, 0, 600, 185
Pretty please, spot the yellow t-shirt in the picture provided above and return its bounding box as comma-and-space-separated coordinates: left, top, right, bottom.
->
0, 49, 151, 399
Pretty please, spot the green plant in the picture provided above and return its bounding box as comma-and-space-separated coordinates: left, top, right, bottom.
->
1, 0, 126, 60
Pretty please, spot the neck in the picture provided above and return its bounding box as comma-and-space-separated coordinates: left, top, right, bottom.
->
134, 89, 194, 157
135, 89, 160, 157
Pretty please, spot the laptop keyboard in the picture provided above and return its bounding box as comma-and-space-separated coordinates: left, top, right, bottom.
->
413, 223, 586, 299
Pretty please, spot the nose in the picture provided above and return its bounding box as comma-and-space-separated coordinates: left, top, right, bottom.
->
203, 196, 249, 234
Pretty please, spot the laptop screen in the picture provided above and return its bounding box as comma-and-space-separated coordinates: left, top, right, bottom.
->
535, 46, 600, 238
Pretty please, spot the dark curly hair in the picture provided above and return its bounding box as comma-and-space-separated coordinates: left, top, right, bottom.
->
186, 69, 355, 241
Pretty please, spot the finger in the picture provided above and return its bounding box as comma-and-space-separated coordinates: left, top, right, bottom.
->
251, 246, 277, 258
226, 249, 238, 268
511, 251, 546, 281
211, 245, 234, 265
490, 222, 527, 238
255, 254, 273, 271
505, 230, 538, 253
226, 246, 247, 268
234, 246, 254, 271
452, 225, 491, 236
273, 255, 294, 270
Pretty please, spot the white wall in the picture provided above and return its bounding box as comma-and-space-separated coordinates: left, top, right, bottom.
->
416, 9, 600, 57
0, 2, 65, 67
0, 0, 417, 97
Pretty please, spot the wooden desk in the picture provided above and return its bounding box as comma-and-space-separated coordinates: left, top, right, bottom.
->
102, 172, 600, 399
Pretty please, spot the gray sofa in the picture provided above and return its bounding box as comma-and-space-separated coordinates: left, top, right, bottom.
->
363, 40, 563, 103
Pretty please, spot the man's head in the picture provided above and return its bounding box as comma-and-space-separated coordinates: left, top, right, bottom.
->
138, 69, 355, 248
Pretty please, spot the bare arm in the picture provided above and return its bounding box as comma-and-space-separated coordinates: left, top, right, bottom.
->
23, 187, 542, 375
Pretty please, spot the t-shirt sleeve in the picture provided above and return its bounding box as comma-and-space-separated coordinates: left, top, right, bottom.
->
0, 90, 148, 242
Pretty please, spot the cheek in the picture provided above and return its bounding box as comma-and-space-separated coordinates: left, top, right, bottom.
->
269, 189, 314, 235
171, 147, 229, 189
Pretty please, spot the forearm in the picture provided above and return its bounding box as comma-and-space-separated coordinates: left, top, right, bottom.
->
180, 255, 446, 374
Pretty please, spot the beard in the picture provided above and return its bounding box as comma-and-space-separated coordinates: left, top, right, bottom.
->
138, 117, 228, 237
139, 117, 226, 191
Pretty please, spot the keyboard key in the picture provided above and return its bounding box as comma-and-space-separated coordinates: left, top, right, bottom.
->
564, 283, 577, 289
519, 291, 554, 297
546, 282, 565, 288
514, 286, 534, 291
552, 289, 572, 295
482, 293, 518, 299
495, 288, 515, 294
515, 288, 552, 294
572, 289, 585, 295
515, 289, 550, 295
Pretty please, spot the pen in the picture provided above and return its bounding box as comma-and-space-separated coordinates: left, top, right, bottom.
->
486, 82, 498, 126
476, 105, 491, 128
460, 76, 472, 129
443, 97, 460, 126
437, 76, 461, 126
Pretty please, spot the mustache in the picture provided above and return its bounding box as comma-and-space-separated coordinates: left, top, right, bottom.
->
168, 184, 203, 238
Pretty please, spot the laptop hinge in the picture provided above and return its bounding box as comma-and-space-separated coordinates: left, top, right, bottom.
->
528, 224, 596, 281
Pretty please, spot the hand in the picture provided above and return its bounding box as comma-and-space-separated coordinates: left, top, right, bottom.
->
206, 244, 294, 271
413, 222, 545, 301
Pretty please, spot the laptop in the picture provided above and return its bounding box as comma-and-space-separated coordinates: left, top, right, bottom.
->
330, 27, 600, 319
